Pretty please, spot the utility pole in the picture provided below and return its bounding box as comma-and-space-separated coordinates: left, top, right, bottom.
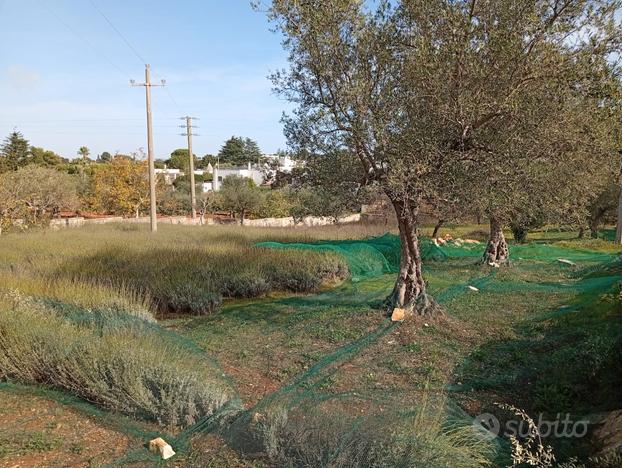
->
131, 64, 165, 232
180, 116, 199, 220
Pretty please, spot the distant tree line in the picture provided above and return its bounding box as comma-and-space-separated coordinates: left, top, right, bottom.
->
0, 131, 367, 232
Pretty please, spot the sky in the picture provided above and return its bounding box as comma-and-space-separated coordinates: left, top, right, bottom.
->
0, 0, 291, 159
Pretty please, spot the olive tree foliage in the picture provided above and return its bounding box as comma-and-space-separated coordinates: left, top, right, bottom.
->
0, 166, 79, 234
587, 183, 621, 237
198, 190, 219, 225
289, 149, 373, 223
218, 175, 263, 224
396, 1, 621, 266
262, 0, 621, 314
609, 93, 622, 244
559, 80, 622, 241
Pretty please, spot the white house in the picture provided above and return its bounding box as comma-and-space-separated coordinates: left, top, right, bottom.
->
212, 162, 265, 191
157, 155, 295, 193
154, 167, 182, 184
263, 153, 296, 173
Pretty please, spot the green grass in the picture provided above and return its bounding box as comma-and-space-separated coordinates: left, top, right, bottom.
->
0, 430, 62, 458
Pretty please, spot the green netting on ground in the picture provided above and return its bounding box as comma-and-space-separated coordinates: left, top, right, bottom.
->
257, 233, 402, 281
258, 233, 619, 282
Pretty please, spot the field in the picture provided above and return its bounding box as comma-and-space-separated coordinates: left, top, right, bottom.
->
0, 222, 621, 467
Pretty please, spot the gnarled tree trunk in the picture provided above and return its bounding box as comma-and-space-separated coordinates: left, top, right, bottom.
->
387, 197, 442, 317
482, 217, 509, 266
589, 210, 604, 239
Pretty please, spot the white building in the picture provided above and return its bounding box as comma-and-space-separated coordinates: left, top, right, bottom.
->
154, 167, 182, 184
263, 153, 296, 173
212, 162, 265, 191
156, 154, 295, 193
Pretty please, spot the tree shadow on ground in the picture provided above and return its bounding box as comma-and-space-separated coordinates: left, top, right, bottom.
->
451, 264, 622, 461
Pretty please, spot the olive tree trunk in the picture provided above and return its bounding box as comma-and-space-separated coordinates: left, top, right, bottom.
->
616, 186, 622, 244
432, 219, 444, 239
589, 211, 603, 239
482, 218, 509, 266
387, 198, 441, 316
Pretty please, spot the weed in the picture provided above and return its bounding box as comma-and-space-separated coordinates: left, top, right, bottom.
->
0, 431, 62, 458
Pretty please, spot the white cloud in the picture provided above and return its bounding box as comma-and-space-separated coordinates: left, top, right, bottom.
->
4, 65, 41, 91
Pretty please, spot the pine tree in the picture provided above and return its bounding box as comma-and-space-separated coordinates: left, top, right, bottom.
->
218, 136, 262, 166
243, 138, 262, 164
0, 131, 30, 172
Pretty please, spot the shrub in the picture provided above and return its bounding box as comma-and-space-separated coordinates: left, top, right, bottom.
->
231, 401, 494, 468
162, 282, 222, 315
0, 225, 357, 316
49, 234, 348, 315
0, 272, 152, 322
221, 274, 271, 298
257, 189, 294, 219
0, 290, 236, 427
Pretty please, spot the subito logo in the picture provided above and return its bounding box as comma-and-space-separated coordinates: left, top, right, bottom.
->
473, 413, 500, 439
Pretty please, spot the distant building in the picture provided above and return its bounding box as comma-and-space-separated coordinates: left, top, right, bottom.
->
263, 153, 296, 173
154, 167, 182, 184
156, 154, 295, 193
212, 162, 264, 191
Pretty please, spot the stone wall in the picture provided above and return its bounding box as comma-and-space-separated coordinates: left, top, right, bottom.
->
49, 213, 360, 230
242, 214, 360, 227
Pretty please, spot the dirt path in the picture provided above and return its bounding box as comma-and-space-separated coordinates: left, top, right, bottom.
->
0, 388, 136, 467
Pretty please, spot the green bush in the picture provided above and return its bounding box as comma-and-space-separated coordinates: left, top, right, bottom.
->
221, 274, 271, 298
162, 282, 222, 314
257, 189, 295, 219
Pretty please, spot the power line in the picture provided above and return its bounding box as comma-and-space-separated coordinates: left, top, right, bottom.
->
164, 82, 183, 113
88, 1, 185, 115
36, 0, 130, 80
88, 0, 147, 65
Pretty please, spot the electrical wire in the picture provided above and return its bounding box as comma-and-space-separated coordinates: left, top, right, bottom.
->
88, 0, 147, 65
88, 0, 185, 115
36, 0, 131, 80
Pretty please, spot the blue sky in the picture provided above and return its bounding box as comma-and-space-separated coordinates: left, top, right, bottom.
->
0, 0, 290, 159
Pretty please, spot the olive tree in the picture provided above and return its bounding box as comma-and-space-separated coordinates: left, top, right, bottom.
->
0, 166, 78, 233
219, 175, 263, 224
263, 0, 621, 314
397, 1, 621, 265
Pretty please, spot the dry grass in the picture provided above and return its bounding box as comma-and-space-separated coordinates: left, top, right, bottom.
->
0, 223, 382, 315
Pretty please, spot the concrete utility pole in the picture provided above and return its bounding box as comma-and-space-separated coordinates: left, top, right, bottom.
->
181, 116, 199, 219
131, 64, 165, 233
